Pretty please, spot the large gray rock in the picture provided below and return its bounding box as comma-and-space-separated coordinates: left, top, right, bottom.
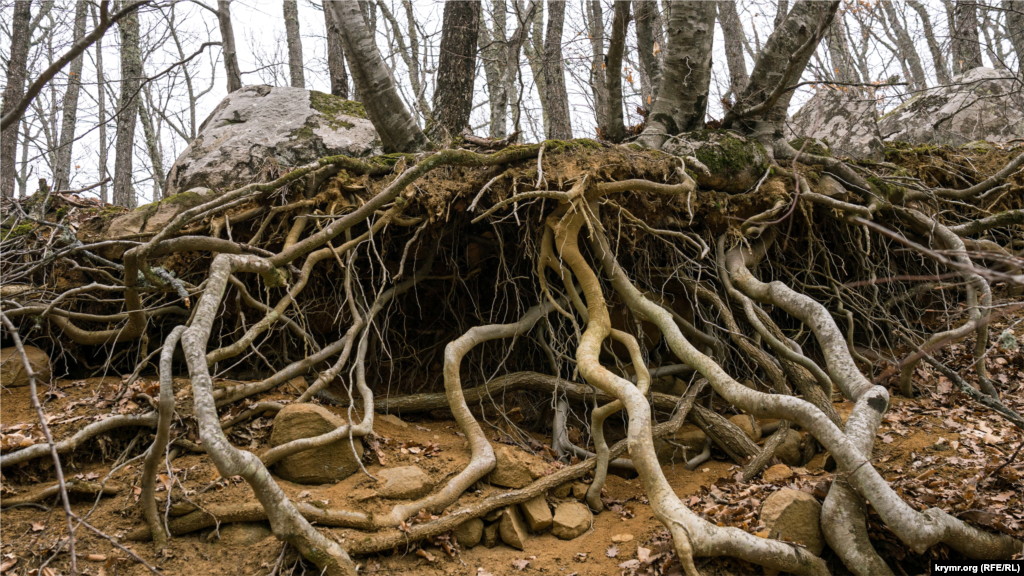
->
498, 507, 528, 550
878, 67, 1024, 146
164, 85, 379, 196
788, 88, 884, 161
375, 466, 433, 499
269, 404, 364, 484
551, 501, 592, 540
760, 489, 825, 556
0, 346, 52, 387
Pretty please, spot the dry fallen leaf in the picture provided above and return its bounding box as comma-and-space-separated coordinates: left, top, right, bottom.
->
86, 554, 107, 562
511, 558, 530, 571
0, 558, 18, 573
415, 548, 435, 562
636, 546, 651, 563
606, 545, 619, 558
30, 522, 45, 532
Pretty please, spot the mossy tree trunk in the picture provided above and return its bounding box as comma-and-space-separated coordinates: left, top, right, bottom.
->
430, 0, 480, 141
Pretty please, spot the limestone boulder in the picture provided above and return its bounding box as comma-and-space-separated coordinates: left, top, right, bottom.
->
729, 414, 762, 442
878, 67, 1024, 146
0, 346, 52, 387
164, 85, 379, 196
552, 501, 592, 540
269, 404, 364, 484
760, 489, 825, 556
774, 429, 804, 467
100, 187, 216, 242
487, 444, 547, 488
787, 88, 884, 160
375, 466, 433, 499
454, 518, 484, 548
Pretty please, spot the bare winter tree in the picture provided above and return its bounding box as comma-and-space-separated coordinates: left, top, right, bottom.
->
1005, 0, 1024, 64
113, 3, 142, 207
908, 0, 952, 84
430, 0, 480, 141
284, 0, 305, 88
1, 1, 32, 198
52, 1, 89, 192
600, 0, 630, 142
324, 2, 349, 98
953, 0, 986, 74
718, 0, 749, 99
217, 0, 243, 92
634, 0, 663, 109
543, 0, 572, 139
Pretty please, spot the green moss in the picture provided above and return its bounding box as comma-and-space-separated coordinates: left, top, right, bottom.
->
691, 130, 767, 175
789, 137, 831, 158
309, 90, 365, 126
291, 125, 317, 140
867, 175, 905, 203
543, 138, 604, 154
2, 222, 35, 238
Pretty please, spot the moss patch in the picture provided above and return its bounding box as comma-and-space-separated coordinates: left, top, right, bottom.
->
309, 91, 365, 129
691, 130, 767, 175
789, 137, 831, 158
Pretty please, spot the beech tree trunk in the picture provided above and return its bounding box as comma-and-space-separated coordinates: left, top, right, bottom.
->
498, 1, 537, 139
731, 0, 839, 137
718, 0, 748, 99
600, 1, 630, 143
431, 0, 480, 141
587, 0, 608, 139
94, 4, 109, 204
114, 5, 142, 208
826, 9, 860, 84
543, 0, 572, 139
637, 1, 716, 149
53, 0, 89, 192
481, 0, 508, 138
1, 1, 31, 198
1005, 0, 1024, 66
218, 1, 243, 93
284, 0, 305, 88
908, 0, 952, 85
881, 1, 928, 91
953, 1, 985, 74
138, 91, 165, 199
324, 3, 349, 98
634, 0, 663, 109
330, 0, 425, 152
774, 0, 789, 29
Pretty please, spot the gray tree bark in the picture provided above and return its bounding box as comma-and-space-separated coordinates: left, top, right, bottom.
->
284, 0, 306, 88
637, 1, 715, 149
729, 0, 839, 137
113, 5, 141, 208
330, 1, 425, 152
93, 4, 109, 204
481, 0, 507, 138
587, 0, 608, 140
881, 1, 928, 91
953, 1, 985, 73
601, 0, 630, 142
217, 1, 243, 92
543, 0, 572, 139
825, 9, 860, 84
774, 0, 789, 29
323, 3, 349, 98
908, 0, 952, 84
138, 90, 165, 199
497, 1, 537, 139
1, 1, 31, 198
718, 1, 748, 99
53, 0, 89, 192
1003, 0, 1024, 67
430, 0, 480, 141
634, 0, 663, 109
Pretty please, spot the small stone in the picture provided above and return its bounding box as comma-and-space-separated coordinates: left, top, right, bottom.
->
571, 483, 588, 501
763, 464, 794, 483
488, 445, 547, 488
611, 533, 633, 543
269, 404, 364, 484
728, 414, 762, 442
499, 507, 528, 550
655, 425, 707, 463
484, 508, 503, 522
0, 346, 52, 387
551, 483, 572, 499
760, 489, 825, 556
774, 429, 803, 466
454, 518, 484, 548
483, 522, 500, 548
377, 413, 409, 428
285, 376, 308, 393
375, 466, 433, 499
552, 502, 592, 540
519, 495, 552, 532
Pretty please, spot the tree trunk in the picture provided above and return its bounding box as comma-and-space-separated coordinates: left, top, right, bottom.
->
825, 9, 860, 84
587, 0, 608, 140
953, 1, 985, 74
634, 0, 663, 109
113, 6, 141, 208
718, 1, 748, 99
544, 0, 572, 139
600, 1, 630, 143
730, 0, 839, 138
481, 0, 508, 138
94, 4, 109, 204
498, 1, 537, 139
329, 0, 425, 152
430, 0, 480, 141
138, 90, 165, 199
218, 0, 242, 92
637, 1, 715, 149
284, 0, 305, 88
323, 3, 349, 98
881, 1, 928, 91
523, 4, 547, 134
774, 0, 789, 29
1007, 1, 1024, 66
908, 0, 951, 85
53, 0, 89, 192
1, 1, 31, 199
